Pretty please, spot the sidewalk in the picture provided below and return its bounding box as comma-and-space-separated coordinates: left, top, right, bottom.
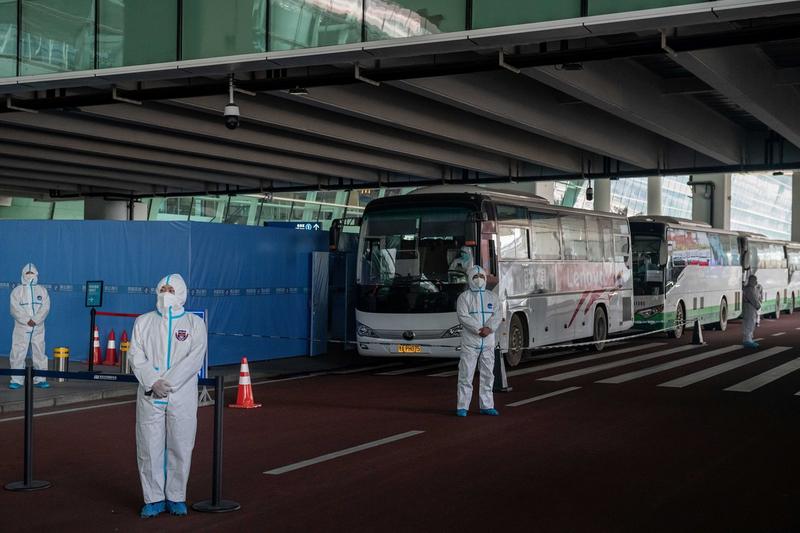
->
0, 350, 362, 414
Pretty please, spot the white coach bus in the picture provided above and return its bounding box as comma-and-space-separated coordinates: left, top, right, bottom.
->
352, 186, 634, 365
739, 233, 799, 318
630, 216, 743, 338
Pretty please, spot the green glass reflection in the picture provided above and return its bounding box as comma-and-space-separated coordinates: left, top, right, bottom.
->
365, 0, 465, 41
183, 0, 266, 60
269, 0, 362, 51
589, 0, 702, 16
99, 0, 177, 68
0, 0, 16, 77
472, 0, 580, 29
20, 0, 95, 75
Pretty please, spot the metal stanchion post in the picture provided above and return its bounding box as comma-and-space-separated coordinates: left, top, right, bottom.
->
5, 364, 51, 492
192, 376, 240, 513
493, 346, 512, 393
88, 307, 96, 373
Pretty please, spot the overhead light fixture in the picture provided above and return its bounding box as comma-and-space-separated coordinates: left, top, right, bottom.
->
559, 62, 583, 71
288, 86, 309, 96
773, 171, 785, 176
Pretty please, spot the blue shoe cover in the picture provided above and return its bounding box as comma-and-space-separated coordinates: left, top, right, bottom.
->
455, 409, 468, 417
166, 500, 188, 516
743, 341, 759, 349
8, 383, 21, 390
140, 501, 166, 518
34, 382, 50, 389
480, 408, 499, 416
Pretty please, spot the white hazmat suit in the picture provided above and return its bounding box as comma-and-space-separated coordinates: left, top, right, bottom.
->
448, 246, 474, 273
130, 274, 207, 505
9, 263, 50, 386
456, 265, 502, 412
742, 274, 762, 347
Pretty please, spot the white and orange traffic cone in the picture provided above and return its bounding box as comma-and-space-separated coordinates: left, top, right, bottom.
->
91, 326, 102, 366
103, 329, 117, 366
228, 357, 261, 409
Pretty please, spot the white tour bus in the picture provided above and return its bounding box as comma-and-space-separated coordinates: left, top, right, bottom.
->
739, 233, 800, 318
353, 185, 634, 365
630, 216, 743, 338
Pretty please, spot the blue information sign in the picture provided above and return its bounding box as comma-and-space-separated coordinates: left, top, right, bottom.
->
85, 281, 104, 308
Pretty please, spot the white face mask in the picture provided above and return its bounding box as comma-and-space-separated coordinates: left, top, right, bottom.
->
23, 273, 35, 284
157, 292, 182, 315
473, 276, 486, 290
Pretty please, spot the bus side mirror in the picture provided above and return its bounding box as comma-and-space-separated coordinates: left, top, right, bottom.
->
742, 250, 750, 270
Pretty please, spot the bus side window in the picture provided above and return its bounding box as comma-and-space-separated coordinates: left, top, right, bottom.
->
480, 235, 498, 278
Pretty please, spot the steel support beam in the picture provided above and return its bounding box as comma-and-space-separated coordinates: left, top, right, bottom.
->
670, 44, 800, 150
524, 60, 745, 165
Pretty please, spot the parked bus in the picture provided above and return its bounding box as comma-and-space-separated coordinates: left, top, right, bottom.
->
739, 233, 799, 318
352, 185, 634, 365
630, 216, 742, 338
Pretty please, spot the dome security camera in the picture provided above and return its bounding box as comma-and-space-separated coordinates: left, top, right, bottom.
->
224, 102, 240, 130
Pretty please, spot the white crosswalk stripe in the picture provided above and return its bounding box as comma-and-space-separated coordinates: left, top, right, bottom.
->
378, 362, 456, 375
658, 346, 790, 388
538, 345, 698, 382
725, 357, 800, 392
772, 332, 786, 337
596, 345, 741, 384
505, 343, 665, 378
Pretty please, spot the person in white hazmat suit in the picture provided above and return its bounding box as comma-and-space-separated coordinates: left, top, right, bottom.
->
456, 265, 502, 417
448, 245, 474, 273
742, 274, 762, 348
129, 274, 207, 518
9, 263, 51, 389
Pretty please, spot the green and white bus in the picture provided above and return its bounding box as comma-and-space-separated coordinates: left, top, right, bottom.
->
630, 216, 742, 338
739, 233, 800, 318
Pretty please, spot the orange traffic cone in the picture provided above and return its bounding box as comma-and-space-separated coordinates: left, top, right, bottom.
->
228, 357, 261, 409
103, 329, 117, 366
92, 326, 102, 365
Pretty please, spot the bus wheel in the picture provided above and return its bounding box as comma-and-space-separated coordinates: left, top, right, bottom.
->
670, 303, 685, 339
505, 314, 525, 367
717, 298, 728, 331
591, 308, 607, 352
773, 293, 781, 320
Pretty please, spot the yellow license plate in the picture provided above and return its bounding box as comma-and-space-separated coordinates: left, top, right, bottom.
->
397, 344, 422, 353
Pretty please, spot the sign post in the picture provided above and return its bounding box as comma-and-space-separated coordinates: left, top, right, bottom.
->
85, 281, 104, 372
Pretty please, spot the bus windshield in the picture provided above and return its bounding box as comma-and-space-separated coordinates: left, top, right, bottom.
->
632, 235, 665, 296
357, 206, 476, 313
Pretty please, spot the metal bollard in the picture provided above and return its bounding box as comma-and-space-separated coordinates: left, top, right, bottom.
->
53, 347, 69, 383
119, 340, 130, 373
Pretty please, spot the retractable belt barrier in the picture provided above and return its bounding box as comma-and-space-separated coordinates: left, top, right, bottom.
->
0, 366, 240, 514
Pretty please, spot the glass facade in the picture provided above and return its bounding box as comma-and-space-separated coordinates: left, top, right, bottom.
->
472, 1, 580, 30
98, 0, 177, 68
0, 0, 16, 77
0, 0, 715, 77
20, 0, 95, 75
730, 172, 792, 240
269, 0, 361, 51
366, 0, 464, 41
182, 0, 266, 60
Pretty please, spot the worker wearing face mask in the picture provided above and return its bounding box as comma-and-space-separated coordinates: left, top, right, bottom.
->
455, 265, 502, 417
129, 274, 207, 518
448, 245, 474, 273
9, 263, 51, 389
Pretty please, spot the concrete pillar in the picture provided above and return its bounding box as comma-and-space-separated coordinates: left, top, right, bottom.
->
792, 171, 800, 242
690, 173, 731, 229
84, 198, 147, 220
593, 178, 611, 212
647, 176, 662, 216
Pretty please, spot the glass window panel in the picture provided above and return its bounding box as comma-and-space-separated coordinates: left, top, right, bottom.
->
599, 218, 613, 261
183, 0, 265, 60
365, 0, 464, 41
269, 0, 361, 51
588, 0, 701, 16
0, 0, 16, 77
20, 0, 95, 75
499, 226, 517, 259
99, 0, 177, 68
586, 216, 603, 262
472, 0, 580, 30
561, 215, 587, 260
530, 211, 561, 260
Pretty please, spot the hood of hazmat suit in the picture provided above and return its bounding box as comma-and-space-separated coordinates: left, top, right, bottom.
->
20, 263, 38, 285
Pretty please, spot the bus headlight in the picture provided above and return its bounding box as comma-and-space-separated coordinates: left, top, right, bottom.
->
637, 305, 664, 318
356, 322, 378, 338
442, 324, 462, 338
